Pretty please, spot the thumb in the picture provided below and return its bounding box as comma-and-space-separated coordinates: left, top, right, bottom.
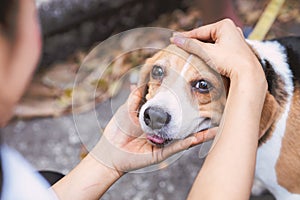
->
190, 127, 218, 147
160, 127, 218, 159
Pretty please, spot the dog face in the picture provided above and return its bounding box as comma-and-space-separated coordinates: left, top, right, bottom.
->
138, 45, 229, 145
138, 44, 279, 146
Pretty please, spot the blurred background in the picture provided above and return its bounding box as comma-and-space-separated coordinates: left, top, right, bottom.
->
2, 0, 300, 199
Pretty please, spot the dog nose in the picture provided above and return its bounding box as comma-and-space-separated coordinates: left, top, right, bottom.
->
144, 107, 171, 130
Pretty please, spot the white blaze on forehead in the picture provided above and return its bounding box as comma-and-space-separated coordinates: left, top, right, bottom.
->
180, 55, 194, 76
154, 59, 169, 67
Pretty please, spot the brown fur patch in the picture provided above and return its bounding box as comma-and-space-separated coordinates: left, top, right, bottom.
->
276, 82, 300, 194
259, 74, 288, 144
259, 92, 280, 139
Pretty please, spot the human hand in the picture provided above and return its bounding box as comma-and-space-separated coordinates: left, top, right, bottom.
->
91, 86, 216, 176
170, 19, 266, 86
53, 87, 217, 200
170, 20, 268, 200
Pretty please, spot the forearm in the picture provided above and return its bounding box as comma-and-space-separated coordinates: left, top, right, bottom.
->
52, 154, 121, 200
188, 72, 267, 200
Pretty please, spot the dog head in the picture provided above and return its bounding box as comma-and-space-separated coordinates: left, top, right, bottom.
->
138, 44, 228, 145
138, 44, 279, 146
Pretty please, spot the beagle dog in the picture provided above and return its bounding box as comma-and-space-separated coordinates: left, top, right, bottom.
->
137, 37, 300, 199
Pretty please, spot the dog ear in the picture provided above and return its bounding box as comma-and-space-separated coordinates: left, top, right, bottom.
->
137, 59, 152, 99
136, 57, 155, 111
137, 50, 163, 101
259, 92, 280, 138
138, 61, 151, 88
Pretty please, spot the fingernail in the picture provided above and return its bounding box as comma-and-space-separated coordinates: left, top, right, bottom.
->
170, 36, 186, 46
172, 31, 185, 37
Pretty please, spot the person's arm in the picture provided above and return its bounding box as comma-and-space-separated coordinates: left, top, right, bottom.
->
52, 87, 217, 200
171, 19, 267, 199
51, 154, 120, 200
188, 74, 266, 200
2, 2, 209, 199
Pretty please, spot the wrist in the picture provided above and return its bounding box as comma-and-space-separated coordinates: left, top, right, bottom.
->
52, 153, 123, 200
85, 153, 123, 181
230, 61, 267, 95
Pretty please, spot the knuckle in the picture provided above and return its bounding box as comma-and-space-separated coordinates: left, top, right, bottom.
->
237, 27, 242, 33
220, 18, 235, 27
183, 38, 192, 49
184, 39, 199, 55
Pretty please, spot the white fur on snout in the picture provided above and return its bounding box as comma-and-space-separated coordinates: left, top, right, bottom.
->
139, 89, 180, 137
139, 85, 211, 140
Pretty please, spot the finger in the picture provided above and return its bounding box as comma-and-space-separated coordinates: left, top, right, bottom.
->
160, 127, 218, 159
190, 127, 218, 147
236, 26, 243, 37
170, 36, 217, 72
127, 85, 144, 113
181, 24, 217, 42
172, 32, 187, 38
160, 137, 195, 160
180, 19, 236, 42
170, 36, 208, 58
130, 84, 137, 92
111, 86, 144, 138
108, 111, 143, 139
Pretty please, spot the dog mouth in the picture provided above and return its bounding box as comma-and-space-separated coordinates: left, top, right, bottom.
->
146, 134, 173, 146
145, 118, 212, 146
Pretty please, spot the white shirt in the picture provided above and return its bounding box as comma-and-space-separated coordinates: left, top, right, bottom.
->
1, 145, 58, 200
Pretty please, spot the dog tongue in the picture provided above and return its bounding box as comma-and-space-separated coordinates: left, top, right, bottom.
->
147, 134, 165, 144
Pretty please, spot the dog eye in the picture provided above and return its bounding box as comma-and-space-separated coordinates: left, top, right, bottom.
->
151, 65, 164, 79
191, 80, 212, 93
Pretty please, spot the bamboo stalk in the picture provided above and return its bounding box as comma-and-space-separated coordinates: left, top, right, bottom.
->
248, 0, 286, 40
